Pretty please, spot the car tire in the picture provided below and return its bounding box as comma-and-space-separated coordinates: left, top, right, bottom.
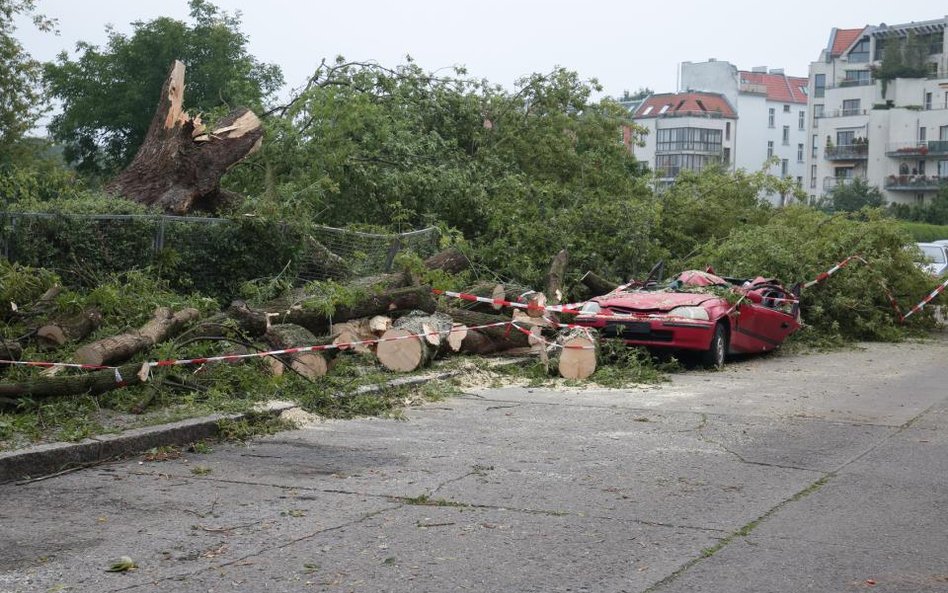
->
700, 322, 728, 369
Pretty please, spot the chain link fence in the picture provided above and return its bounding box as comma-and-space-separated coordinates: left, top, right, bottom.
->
0, 212, 440, 295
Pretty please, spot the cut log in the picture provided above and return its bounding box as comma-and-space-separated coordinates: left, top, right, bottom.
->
438, 306, 530, 352
272, 285, 437, 335
423, 247, 470, 275
36, 308, 103, 349
0, 361, 147, 401
523, 291, 547, 318
376, 311, 454, 372
447, 324, 468, 352
226, 300, 271, 337
548, 328, 599, 380
331, 318, 376, 354
546, 249, 569, 305
74, 307, 200, 367
105, 60, 264, 214
369, 315, 392, 335
580, 271, 619, 296
263, 324, 335, 380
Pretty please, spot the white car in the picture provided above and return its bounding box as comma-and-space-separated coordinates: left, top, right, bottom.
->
915, 242, 948, 277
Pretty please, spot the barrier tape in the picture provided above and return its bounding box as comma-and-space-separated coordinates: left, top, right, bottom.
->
901, 277, 948, 320
0, 320, 513, 379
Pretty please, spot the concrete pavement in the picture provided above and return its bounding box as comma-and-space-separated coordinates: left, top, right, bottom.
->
1, 336, 946, 592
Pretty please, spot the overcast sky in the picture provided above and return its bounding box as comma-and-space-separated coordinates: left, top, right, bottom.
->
16, 0, 948, 101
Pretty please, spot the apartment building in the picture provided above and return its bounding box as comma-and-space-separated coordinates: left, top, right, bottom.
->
806, 17, 948, 205
628, 60, 808, 202
679, 60, 810, 202
631, 92, 737, 187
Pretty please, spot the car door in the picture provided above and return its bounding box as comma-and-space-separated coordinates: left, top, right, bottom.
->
732, 287, 796, 352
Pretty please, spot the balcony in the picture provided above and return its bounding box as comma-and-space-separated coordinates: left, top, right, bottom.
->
825, 144, 869, 160
884, 175, 948, 191
820, 108, 868, 118
886, 141, 948, 157
828, 78, 873, 89
823, 176, 866, 191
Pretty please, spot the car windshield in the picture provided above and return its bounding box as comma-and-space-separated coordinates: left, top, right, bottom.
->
920, 245, 947, 264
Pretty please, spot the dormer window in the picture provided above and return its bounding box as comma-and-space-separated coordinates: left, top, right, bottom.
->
849, 37, 870, 63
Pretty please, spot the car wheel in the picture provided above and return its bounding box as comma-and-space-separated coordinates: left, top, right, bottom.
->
700, 322, 728, 369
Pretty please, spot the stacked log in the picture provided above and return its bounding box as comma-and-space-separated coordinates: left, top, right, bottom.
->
376, 311, 455, 372
264, 324, 335, 379
548, 328, 600, 380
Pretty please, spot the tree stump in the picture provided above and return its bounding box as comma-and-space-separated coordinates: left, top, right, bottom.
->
105, 60, 264, 214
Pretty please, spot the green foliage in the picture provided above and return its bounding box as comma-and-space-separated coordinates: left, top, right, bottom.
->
874, 32, 932, 96
590, 341, 678, 387
819, 178, 884, 213
656, 164, 777, 264
0, 0, 54, 165
694, 206, 936, 341
0, 260, 59, 306
43, 0, 283, 176
896, 220, 948, 241
888, 188, 948, 226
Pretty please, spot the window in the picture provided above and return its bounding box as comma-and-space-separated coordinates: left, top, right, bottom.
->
782, 125, 790, 145
920, 127, 927, 143
812, 134, 818, 157
723, 147, 731, 165
768, 107, 775, 128
655, 127, 723, 153
814, 74, 825, 98
925, 92, 932, 110
835, 167, 853, 179
842, 70, 870, 86
918, 161, 926, 176
767, 140, 774, 158
781, 159, 789, 177
938, 160, 948, 177
725, 122, 731, 141
916, 194, 925, 205
796, 176, 803, 187
799, 110, 805, 130
797, 143, 804, 162
783, 104, 791, 113
842, 99, 861, 116
837, 130, 855, 146
940, 125, 948, 141
810, 164, 817, 188
849, 37, 870, 62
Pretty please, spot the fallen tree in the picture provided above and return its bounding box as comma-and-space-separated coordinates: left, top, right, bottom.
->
74, 307, 200, 367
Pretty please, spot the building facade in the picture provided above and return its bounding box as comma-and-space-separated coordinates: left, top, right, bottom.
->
806, 17, 948, 206
631, 92, 737, 188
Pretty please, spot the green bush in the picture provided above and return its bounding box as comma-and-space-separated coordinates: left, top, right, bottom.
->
694, 206, 937, 341
896, 221, 948, 242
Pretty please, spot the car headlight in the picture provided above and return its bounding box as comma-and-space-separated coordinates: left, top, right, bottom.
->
580, 302, 601, 315
668, 306, 710, 320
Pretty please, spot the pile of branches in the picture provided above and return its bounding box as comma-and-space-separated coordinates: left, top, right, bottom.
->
1, 248, 606, 407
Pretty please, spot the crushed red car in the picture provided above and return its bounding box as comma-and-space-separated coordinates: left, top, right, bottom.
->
572, 269, 801, 367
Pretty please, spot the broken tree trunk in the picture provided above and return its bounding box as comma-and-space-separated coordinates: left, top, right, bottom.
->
580, 271, 619, 296
437, 306, 530, 353
105, 60, 263, 214
264, 324, 335, 380
376, 311, 455, 372
74, 307, 200, 367
548, 327, 599, 380
226, 300, 272, 338
36, 308, 103, 350
331, 318, 378, 354
546, 249, 569, 305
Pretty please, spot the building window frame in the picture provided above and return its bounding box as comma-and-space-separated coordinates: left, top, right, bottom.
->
768, 107, 775, 128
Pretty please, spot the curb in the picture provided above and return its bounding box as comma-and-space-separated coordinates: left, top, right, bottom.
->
0, 359, 522, 485
0, 403, 295, 485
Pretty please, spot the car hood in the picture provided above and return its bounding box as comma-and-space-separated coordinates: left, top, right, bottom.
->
594, 291, 720, 313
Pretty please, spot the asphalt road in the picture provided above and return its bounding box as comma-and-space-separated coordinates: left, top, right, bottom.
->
2, 336, 947, 593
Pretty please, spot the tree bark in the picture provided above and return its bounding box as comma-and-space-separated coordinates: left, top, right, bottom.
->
437, 306, 530, 352
546, 249, 569, 305
0, 361, 147, 401
105, 60, 263, 214
74, 307, 200, 367
423, 247, 470, 275
376, 311, 455, 372
36, 308, 103, 349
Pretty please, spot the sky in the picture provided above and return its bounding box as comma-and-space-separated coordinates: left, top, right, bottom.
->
14, 0, 948, 104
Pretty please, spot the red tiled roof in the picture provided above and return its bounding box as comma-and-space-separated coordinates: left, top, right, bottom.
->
738, 71, 809, 104
633, 92, 736, 119
831, 27, 866, 56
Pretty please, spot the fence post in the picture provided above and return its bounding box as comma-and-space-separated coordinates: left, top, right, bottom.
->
383, 237, 402, 272
154, 216, 166, 253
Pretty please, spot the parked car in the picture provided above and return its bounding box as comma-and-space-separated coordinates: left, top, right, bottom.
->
573, 270, 800, 368
914, 242, 948, 277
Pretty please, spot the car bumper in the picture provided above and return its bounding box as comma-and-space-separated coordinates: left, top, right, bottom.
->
574, 316, 716, 351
